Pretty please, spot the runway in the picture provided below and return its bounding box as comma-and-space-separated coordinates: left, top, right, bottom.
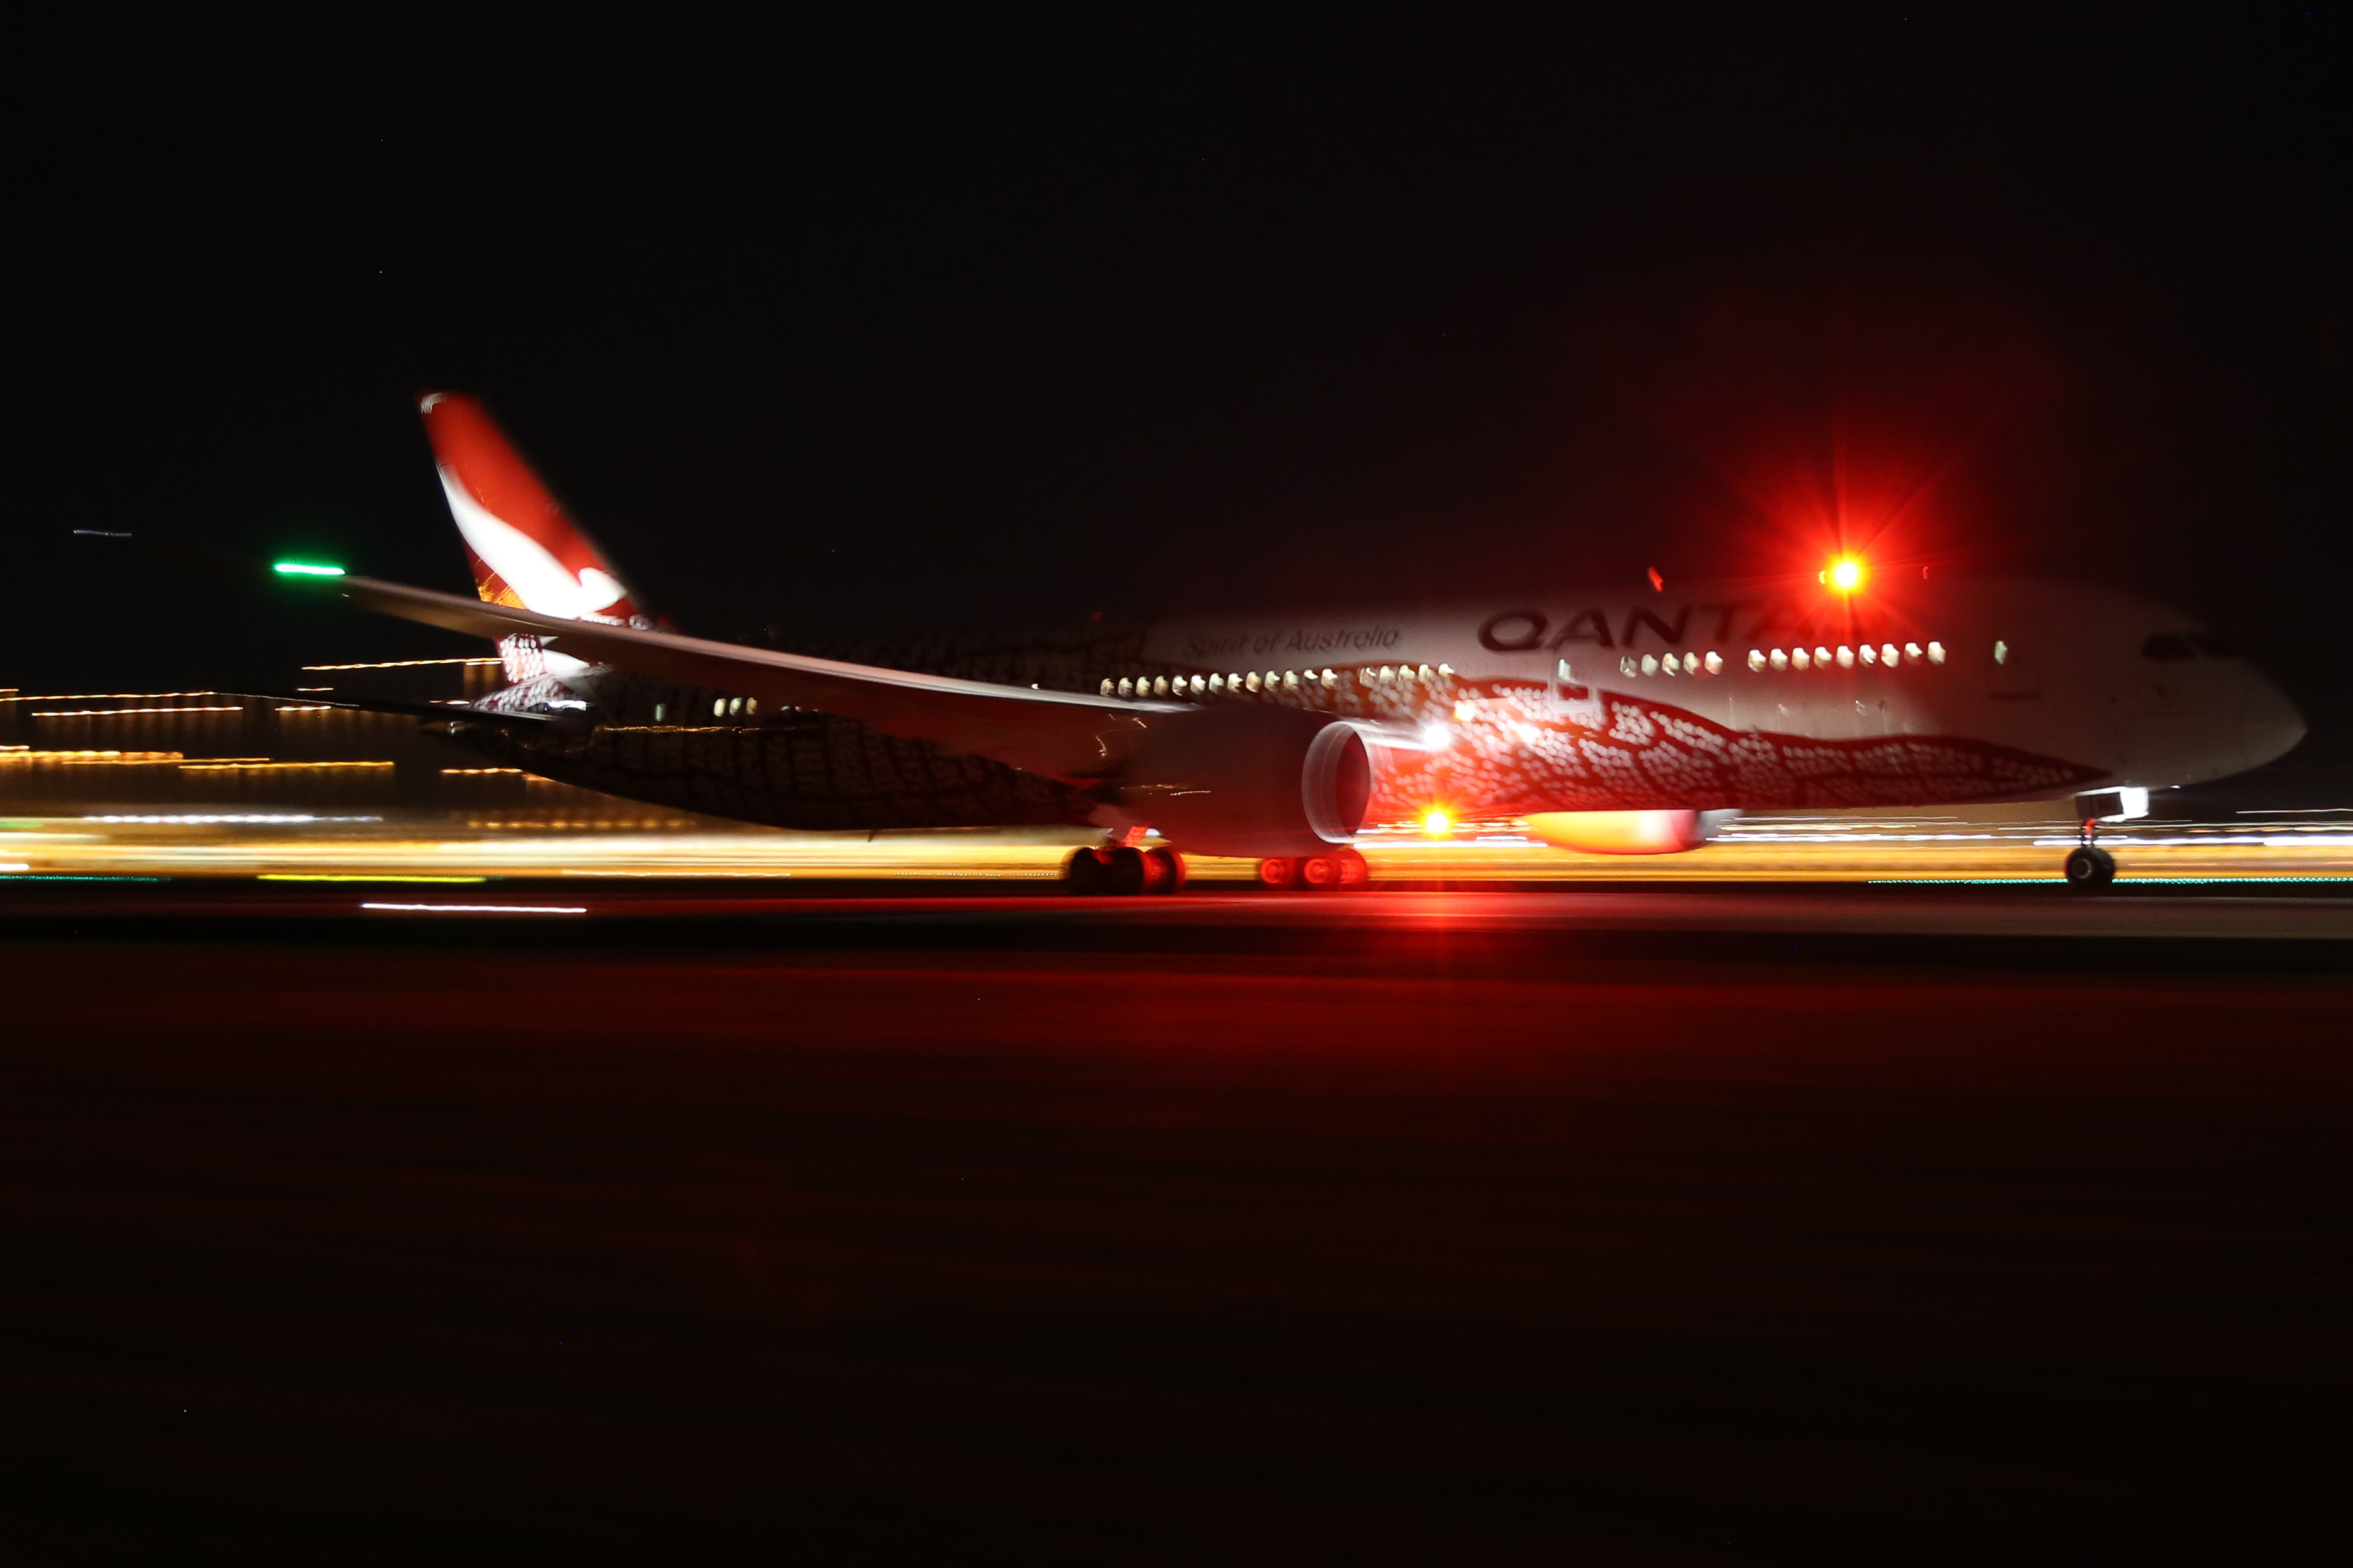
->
1, 877, 2348, 1560
8, 869, 2353, 954
12, 807, 2353, 888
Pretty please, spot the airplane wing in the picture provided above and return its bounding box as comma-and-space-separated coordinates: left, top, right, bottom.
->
222, 690, 563, 733
327, 574, 1187, 783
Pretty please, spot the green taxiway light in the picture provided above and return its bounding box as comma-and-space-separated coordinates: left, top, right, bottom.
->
272, 561, 346, 577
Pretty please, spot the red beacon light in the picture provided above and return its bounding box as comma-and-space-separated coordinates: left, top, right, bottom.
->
1821, 555, 1867, 593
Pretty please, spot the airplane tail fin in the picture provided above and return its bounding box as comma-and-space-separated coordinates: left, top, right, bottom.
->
418, 392, 650, 626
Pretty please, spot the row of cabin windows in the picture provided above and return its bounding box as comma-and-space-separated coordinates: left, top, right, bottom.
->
658, 636, 1976, 719
1103, 664, 1456, 699
649, 699, 761, 723
1616, 641, 1948, 678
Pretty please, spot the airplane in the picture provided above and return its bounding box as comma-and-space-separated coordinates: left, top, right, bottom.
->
272, 392, 2307, 891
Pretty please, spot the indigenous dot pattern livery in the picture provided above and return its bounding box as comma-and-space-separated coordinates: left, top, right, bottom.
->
1358, 680, 2105, 817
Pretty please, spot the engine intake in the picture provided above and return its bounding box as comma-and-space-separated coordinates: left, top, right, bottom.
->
1110, 706, 1372, 859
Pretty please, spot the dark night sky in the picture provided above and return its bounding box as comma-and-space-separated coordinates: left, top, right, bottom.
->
8, 15, 2348, 760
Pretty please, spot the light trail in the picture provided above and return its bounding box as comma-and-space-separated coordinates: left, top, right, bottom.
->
360, 903, 587, 915
0, 810, 2350, 884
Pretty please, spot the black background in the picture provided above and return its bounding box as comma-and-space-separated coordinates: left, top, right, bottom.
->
8, 13, 2348, 773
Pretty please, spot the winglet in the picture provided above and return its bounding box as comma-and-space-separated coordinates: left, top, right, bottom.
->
418, 392, 649, 625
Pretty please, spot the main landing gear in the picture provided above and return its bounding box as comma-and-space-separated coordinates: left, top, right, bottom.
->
2064, 818, 2116, 889
1063, 844, 1186, 896
1256, 847, 1369, 892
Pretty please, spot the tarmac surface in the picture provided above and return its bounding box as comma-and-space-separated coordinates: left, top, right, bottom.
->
3, 881, 2348, 1561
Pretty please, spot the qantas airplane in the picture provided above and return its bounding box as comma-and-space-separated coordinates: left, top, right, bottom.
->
277, 393, 2306, 891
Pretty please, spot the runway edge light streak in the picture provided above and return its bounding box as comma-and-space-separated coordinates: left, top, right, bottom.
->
241, 392, 2303, 893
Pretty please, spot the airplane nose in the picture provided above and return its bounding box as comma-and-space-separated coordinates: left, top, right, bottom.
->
2242, 672, 2306, 771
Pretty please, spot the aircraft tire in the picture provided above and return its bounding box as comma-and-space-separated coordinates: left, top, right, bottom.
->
1105, 845, 1150, 896
1063, 847, 1110, 895
1332, 847, 1369, 888
2063, 845, 2116, 888
1144, 847, 1186, 894
1297, 854, 1341, 890
1256, 856, 1296, 890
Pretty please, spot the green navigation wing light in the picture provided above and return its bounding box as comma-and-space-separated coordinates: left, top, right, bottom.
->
273, 561, 347, 577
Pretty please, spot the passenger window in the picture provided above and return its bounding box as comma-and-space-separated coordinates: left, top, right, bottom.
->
2142, 632, 2196, 661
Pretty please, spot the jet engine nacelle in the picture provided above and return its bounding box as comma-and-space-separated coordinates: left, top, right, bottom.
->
1110, 705, 1373, 859
1525, 808, 1739, 855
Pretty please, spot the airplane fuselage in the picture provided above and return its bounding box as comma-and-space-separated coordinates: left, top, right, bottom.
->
458, 576, 2302, 834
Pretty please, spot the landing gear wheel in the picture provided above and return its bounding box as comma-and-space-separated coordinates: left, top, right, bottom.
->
1144, 846, 1186, 894
1256, 856, 1296, 890
1105, 845, 1150, 896
2063, 845, 2116, 888
1063, 847, 1110, 895
1332, 847, 1368, 888
1297, 854, 1341, 890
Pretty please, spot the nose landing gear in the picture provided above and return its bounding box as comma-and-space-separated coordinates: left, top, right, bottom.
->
2064, 818, 2117, 888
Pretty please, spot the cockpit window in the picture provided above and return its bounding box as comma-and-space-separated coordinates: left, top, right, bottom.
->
2141, 632, 2196, 661
2191, 634, 2243, 658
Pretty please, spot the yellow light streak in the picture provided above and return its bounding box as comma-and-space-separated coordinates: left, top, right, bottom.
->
0, 750, 187, 764
0, 691, 221, 704
300, 658, 505, 670
180, 760, 395, 772
32, 706, 243, 718
259, 874, 488, 883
